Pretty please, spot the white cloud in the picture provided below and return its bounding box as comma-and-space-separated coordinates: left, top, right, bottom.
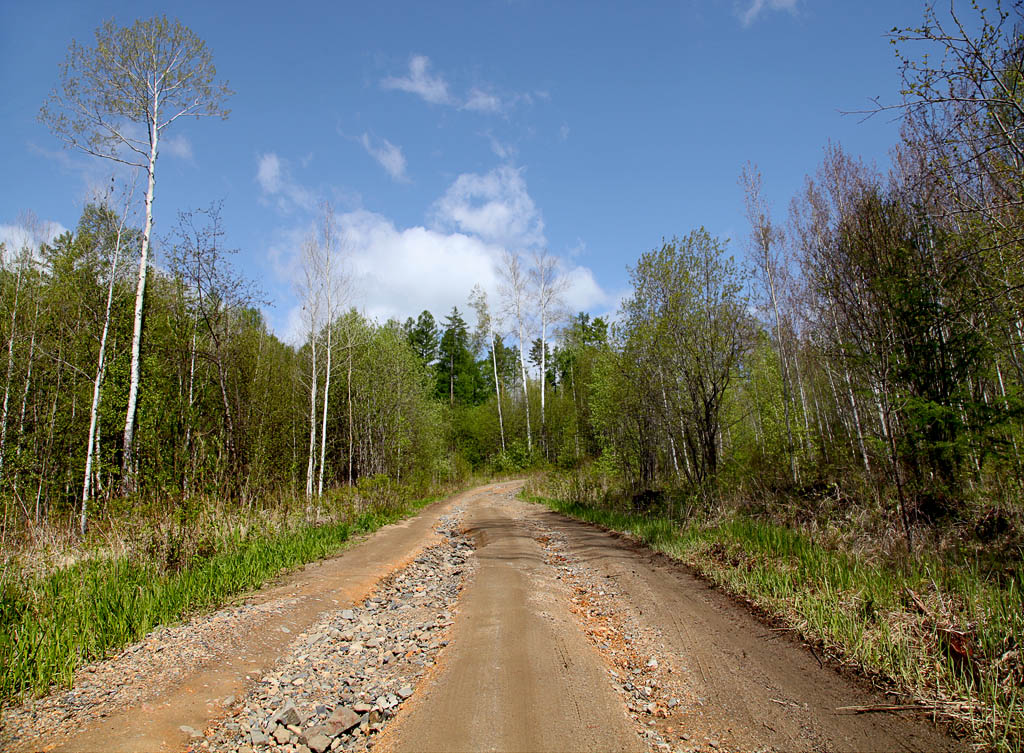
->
256, 152, 316, 213
381, 55, 452, 105
487, 133, 517, 161
273, 208, 612, 343
0, 219, 69, 263
738, 0, 798, 26
432, 165, 545, 250
343, 210, 502, 323
561, 264, 611, 313
264, 165, 613, 344
463, 88, 503, 113
559, 123, 570, 141
359, 134, 409, 182
257, 153, 283, 194
163, 134, 193, 160
383, 55, 540, 115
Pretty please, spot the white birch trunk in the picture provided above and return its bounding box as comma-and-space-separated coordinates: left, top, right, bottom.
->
490, 328, 505, 451
0, 263, 24, 482
122, 106, 159, 488
518, 325, 532, 453
318, 320, 332, 498
539, 311, 547, 452
306, 332, 318, 500
82, 204, 127, 534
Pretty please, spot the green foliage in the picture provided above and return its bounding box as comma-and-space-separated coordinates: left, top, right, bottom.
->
435, 306, 485, 406
0, 488, 443, 705
405, 309, 440, 366
40, 15, 232, 162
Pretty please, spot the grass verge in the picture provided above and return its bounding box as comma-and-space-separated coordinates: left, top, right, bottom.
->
525, 492, 1023, 753
0, 491, 442, 708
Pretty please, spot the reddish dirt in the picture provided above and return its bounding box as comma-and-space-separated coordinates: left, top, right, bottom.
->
14, 484, 510, 753
8, 481, 964, 753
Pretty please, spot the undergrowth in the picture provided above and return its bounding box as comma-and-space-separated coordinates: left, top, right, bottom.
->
525, 482, 1024, 753
0, 480, 451, 709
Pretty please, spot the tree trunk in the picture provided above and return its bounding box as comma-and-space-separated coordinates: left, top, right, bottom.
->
490, 329, 505, 451
347, 342, 354, 486
83, 209, 126, 535
0, 263, 24, 484
306, 330, 318, 500
318, 320, 332, 497
518, 327, 532, 453
540, 312, 547, 453
122, 110, 159, 491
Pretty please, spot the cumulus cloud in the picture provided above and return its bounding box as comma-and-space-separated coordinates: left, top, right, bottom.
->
738, 0, 798, 26
256, 152, 316, 213
432, 165, 545, 250
274, 208, 611, 343
265, 165, 612, 344
381, 55, 452, 105
360, 133, 409, 182
0, 219, 69, 263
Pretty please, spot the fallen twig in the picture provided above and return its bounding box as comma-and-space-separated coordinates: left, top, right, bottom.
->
836, 703, 933, 714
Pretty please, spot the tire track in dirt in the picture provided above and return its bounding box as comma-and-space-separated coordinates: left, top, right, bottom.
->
528, 501, 964, 752
1, 483, 513, 753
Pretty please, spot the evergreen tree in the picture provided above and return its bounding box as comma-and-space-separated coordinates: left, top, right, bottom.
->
407, 310, 440, 366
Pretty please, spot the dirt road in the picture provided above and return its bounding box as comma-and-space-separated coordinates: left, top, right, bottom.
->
4, 481, 962, 753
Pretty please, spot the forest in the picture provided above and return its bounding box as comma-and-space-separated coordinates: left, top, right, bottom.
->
1, 4, 1023, 750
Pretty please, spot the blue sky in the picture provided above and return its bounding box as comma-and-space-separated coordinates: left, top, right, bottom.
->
1, 0, 930, 342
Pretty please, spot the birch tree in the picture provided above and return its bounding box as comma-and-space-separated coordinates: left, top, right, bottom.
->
299, 236, 323, 500
499, 251, 533, 453
530, 250, 567, 454
40, 15, 232, 491
315, 202, 347, 498
741, 163, 797, 483
469, 285, 505, 451
82, 183, 136, 535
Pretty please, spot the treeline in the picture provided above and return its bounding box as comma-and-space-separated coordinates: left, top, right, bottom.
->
0, 203, 448, 533
532, 3, 1024, 548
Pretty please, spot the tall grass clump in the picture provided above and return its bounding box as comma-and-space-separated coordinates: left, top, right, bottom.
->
0, 479, 452, 708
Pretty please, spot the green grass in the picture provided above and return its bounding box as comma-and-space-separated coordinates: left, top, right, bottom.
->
527, 493, 1024, 753
0, 494, 439, 707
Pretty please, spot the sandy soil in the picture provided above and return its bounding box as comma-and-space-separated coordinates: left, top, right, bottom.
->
3, 481, 963, 753
3, 483, 508, 753
378, 486, 961, 753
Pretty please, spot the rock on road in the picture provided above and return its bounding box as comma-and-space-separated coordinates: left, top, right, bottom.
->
4, 481, 962, 753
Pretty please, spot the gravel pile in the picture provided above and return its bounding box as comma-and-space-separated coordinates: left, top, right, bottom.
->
192, 511, 474, 753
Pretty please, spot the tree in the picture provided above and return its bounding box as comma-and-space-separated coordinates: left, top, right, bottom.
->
530, 250, 567, 454
82, 185, 137, 534
499, 251, 534, 453
741, 162, 797, 484
469, 285, 505, 451
621, 231, 751, 496
41, 15, 233, 491
314, 202, 347, 498
885, 2, 1024, 232
406, 311, 440, 366
299, 236, 323, 501
169, 201, 262, 493
436, 307, 480, 406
